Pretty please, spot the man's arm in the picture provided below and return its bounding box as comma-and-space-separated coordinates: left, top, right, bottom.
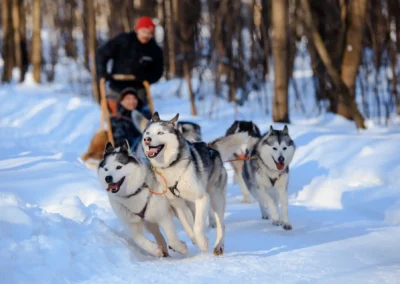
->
145, 45, 164, 84
95, 33, 126, 80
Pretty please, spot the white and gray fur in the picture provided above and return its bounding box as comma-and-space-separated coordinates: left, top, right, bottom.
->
142, 112, 249, 255
225, 120, 262, 203
242, 125, 296, 230
97, 141, 188, 257
131, 110, 203, 160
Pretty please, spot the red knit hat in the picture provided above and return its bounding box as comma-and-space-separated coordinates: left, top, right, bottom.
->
135, 17, 155, 31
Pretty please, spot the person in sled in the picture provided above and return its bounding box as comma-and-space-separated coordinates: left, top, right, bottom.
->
110, 87, 149, 149
95, 16, 163, 113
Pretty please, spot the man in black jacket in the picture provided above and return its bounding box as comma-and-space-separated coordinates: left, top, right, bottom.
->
95, 17, 163, 105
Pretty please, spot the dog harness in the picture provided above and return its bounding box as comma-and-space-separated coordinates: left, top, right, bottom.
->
121, 183, 151, 219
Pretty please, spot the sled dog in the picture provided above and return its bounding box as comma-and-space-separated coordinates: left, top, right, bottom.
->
225, 120, 262, 203
242, 125, 296, 230
98, 141, 187, 257
141, 112, 248, 255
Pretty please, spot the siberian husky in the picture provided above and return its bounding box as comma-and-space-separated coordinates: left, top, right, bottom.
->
97, 141, 188, 257
242, 125, 296, 230
225, 120, 262, 203
141, 112, 248, 255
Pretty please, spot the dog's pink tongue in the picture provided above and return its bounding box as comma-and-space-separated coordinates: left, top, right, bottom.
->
277, 162, 285, 170
146, 148, 158, 156
107, 183, 119, 192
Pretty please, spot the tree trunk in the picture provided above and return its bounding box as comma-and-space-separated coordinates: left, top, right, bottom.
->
272, 0, 290, 123
184, 61, 197, 115
337, 0, 367, 120
2, 0, 14, 82
32, 0, 42, 83
87, 0, 99, 103
12, 0, 22, 82
302, 0, 365, 129
19, 0, 28, 81
165, 0, 176, 77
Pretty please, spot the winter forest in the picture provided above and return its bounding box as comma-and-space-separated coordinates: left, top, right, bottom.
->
1, 0, 400, 283
2, 0, 400, 125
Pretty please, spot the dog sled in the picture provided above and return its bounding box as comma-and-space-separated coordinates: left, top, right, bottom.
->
81, 75, 154, 169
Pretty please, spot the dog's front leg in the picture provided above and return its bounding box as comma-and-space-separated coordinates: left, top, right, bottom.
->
234, 161, 252, 203
158, 213, 188, 256
193, 193, 210, 252
170, 199, 196, 245
276, 183, 292, 230
131, 222, 164, 257
257, 188, 280, 226
144, 222, 169, 257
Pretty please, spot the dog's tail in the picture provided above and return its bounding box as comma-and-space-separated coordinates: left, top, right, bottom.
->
208, 132, 250, 161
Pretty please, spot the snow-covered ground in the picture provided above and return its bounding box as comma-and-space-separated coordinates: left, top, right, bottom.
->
1, 77, 400, 283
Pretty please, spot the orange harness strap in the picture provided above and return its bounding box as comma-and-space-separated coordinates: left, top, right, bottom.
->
148, 167, 168, 196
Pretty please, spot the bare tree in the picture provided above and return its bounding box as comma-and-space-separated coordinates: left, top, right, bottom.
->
338, 0, 367, 120
272, 0, 290, 122
32, 0, 42, 83
2, 0, 14, 82
87, 0, 99, 102
302, 0, 366, 128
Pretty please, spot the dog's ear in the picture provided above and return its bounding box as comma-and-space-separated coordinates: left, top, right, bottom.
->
104, 142, 114, 156
169, 113, 179, 125
120, 139, 130, 153
151, 112, 160, 122
282, 125, 289, 135
269, 125, 274, 133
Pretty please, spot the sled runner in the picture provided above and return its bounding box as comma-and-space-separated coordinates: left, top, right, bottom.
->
81, 75, 154, 169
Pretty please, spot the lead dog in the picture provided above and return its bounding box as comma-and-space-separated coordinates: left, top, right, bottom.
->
98, 141, 187, 257
141, 112, 248, 255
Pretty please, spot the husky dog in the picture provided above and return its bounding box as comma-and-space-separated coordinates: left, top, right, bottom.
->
131, 110, 203, 160
141, 112, 248, 255
225, 120, 262, 203
242, 125, 296, 230
97, 141, 188, 257
132, 110, 202, 142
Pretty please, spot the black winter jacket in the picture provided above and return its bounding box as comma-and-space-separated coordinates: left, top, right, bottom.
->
110, 104, 142, 147
96, 32, 163, 92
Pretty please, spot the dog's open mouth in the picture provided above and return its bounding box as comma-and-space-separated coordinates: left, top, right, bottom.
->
107, 177, 125, 193
145, 145, 164, 158
273, 159, 285, 171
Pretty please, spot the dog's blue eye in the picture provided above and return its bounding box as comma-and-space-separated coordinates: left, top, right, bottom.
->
283, 147, 287, 151
158, 132, 164, 135
116, 166, 122, 170
273, 147, 277, 151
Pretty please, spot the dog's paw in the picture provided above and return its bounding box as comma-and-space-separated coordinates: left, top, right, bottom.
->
261, 214, 269, 220
153, 246, 164, 257
272, 220, 282, 226
160, 246, 169, 257
213, 244, 224, 256
196, 235, 209, 252
282, 223, 292, 230
168, 241, 188, 256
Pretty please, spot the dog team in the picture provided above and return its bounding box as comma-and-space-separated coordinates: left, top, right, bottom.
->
97, 111, 296, 257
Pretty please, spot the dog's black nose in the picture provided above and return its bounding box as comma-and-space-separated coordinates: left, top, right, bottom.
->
144, 137, 152, 143
278, 156, 285, 163
105, 175, 113, 183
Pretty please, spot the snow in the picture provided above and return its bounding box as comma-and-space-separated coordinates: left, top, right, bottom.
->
1, 77, 400, 283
